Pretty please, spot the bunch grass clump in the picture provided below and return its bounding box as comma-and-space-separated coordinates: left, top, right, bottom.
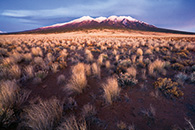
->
102, 77, 121, 104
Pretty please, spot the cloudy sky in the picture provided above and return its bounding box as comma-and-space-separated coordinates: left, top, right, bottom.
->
0, 0, 195, 33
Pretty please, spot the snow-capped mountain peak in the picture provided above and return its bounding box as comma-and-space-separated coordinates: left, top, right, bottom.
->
94, 16, 107, 23
72, 16, 93, 23
41, 15, 141, 29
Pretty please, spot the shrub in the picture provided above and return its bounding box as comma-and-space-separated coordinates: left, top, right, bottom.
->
175, 72, 188, 85
154, 78, 184, 98
171, 63, 184, 71
102, 77, 121, 104
117, 73, 138, 87
57, 116, 87, 130
23, 98, 63, 130
65, 63, 87, 94
35, 70, 48, 80
190, 72, 195, 83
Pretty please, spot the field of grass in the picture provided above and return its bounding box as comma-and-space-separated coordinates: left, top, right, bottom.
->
0, 30, 195, 130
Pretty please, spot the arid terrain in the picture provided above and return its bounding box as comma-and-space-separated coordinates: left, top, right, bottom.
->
0, 29, 195, 130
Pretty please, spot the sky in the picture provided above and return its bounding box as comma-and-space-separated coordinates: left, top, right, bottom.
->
0, 0, 195, 33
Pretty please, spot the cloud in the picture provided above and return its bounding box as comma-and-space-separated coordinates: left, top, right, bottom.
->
0, 0, 194, 32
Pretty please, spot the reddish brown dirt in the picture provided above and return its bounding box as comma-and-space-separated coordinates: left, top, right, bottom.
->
21, 60, 195, 130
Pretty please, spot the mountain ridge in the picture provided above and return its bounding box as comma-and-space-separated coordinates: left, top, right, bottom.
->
5, 16, 195, 34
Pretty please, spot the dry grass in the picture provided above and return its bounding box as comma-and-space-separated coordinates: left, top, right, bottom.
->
23, 98, 63, 130
102, 77, 121, 104
10, 64, 21, 79
145, 49, 153, 55
23, 53, 32, 62
92, 62, 101, 78
57, 116, 87, 130
65, 63, 87, 94
105, 60, 111, 69
24, 65, 34, 79
97, 54, 103, 66
57, 74, 66, 85
84, 64, 91, 77
126, 67, 137, 78
85, 49, 94, 62
0, 80, 19, 109
136, 48, 143, 56
82, 104, 97, 119
51, 63, 59, 73
148, 59, 165, 76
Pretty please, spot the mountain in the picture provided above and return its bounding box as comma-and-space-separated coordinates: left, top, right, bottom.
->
18, 16, 195, 34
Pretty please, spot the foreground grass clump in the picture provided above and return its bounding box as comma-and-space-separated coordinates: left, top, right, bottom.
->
102, 77, 121, 104
148, 59, 166, 77
65, 63, 87, 94
57, 116, 87, 130
0, 80, 30, 128
154, 78, 184, 98
22, 98, 63, 130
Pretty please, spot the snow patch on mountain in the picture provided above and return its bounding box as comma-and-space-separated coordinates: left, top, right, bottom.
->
95, 17, 107, 23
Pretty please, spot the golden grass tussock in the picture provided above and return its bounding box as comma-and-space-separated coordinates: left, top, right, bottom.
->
148, 59, 165, 76
105, 60, 111, 69
23, 98, 63, 130
31, 47, 43, 57
51, 63, 59, 73
136, 48, 143, 56
65, 63, 87, 94
24, 65, 34, 79
97, 54, 103, 66
9, 64, 21, 79
0, 80, 19, 109
23, 53, 33, 62
91, 62, 101, 78
57, 116, 87, 130
126, 67, 137, 78
145, 49, 153, 55
84, 64, 91, 77
102, 77, 121, 104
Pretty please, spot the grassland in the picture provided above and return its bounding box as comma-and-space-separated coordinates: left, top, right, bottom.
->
0, 29, 195, 130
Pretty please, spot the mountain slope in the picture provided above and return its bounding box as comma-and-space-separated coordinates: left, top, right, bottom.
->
18, 16, 195, 34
